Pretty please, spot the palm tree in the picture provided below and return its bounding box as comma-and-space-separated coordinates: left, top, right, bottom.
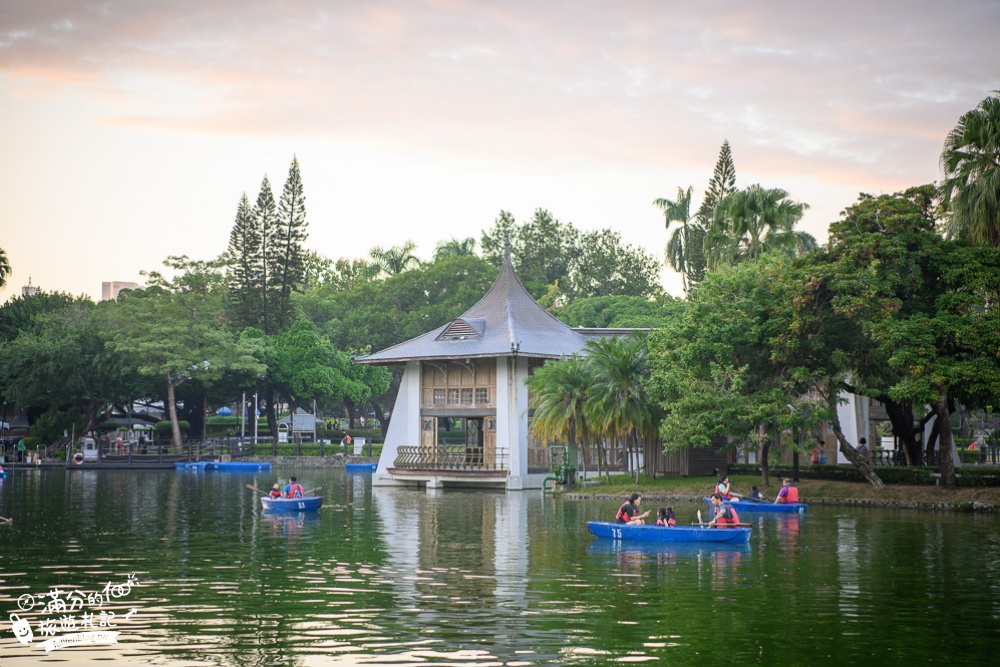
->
704, 185, 813, 269
433, 237, 477, 262
654, 187, 705, 295
526, 355, 597, 480
368, 240, 422, 276
0, 248, 10, 290
940, 92, 1000, 246
585, 335, 656, 484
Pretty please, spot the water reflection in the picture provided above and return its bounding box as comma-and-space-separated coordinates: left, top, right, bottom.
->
1, 471, 1000, 666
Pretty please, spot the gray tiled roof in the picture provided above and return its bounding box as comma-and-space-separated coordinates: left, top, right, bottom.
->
354, 252, 590, 365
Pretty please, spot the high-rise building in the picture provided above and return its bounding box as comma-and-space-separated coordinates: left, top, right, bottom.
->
102, 281, 142, 301
21, 277, 38, 297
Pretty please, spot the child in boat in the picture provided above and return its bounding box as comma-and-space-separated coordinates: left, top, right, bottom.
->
656, 506, 677, 527
269, 484, 282, 498
748, 485, 764, 500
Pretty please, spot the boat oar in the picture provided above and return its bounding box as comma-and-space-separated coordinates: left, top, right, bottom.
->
304, 487, 322, 496
245, 483, 267, 495
0, 516, 12, 525
692, 521, 752, 527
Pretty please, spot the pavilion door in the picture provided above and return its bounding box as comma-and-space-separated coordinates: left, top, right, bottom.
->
466, 418, 484, 467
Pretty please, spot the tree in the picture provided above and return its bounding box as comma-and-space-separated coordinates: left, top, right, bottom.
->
569, 229, 662, 300
649, 255, 884, 488
112, 258, 264, 450
226, 193, 263, 329
585, 335, 657, 485
254, 176, 280, 334
940, 92, 1000, 246
248, 320, 388, 438
704, 185, 814, 269
0, 301, 142, 439
0, 247, 10, 290
556, 295, 683, 329
274, 156, 309, 330
698, 139, 738, 225
654, 186, 704, 295
481, 209, 580, 299
434, 238, 477, 261
368, 240, 422, 277
527, 356, 597, 480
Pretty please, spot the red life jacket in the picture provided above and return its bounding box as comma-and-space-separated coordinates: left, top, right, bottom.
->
287, 483, 305, 498
715, 504, 740, 527
616, 502, 636, 524
782, 486, 799, 503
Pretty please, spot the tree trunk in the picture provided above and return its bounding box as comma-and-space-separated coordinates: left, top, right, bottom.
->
165, 372, 183, 451
932, 391, 959, 489
265, 385, 277, 441
881, 398, 920, 466
372, 402, 389, 439
828, 403, 885, 489
759, 426, 771, 489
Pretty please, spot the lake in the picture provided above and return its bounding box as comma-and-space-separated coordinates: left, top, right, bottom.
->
0, 467, 998, 666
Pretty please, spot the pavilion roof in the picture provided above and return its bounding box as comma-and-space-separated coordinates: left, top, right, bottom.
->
354, 250, 591, 365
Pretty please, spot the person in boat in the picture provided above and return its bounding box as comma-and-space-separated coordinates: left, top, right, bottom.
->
284, 477, 305, 499
656, 506, 677, 527
748, 485, 764, 500
716, 475, 734, 500
775, 478, 799, 504
707, 493, 741, 528
615, 493, 650, 525
268, 483, 283, 499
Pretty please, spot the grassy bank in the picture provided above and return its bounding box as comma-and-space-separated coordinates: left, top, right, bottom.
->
567, 473, 1000, 511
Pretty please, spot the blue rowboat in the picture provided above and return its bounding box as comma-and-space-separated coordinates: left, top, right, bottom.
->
175, 461, 206, 471
703, 496, 807, 514
346, 462, 377, 473
0, 470, 7, 478
206, 461, 271, 472
587, 521, 751, 544
260, 495, 323, 512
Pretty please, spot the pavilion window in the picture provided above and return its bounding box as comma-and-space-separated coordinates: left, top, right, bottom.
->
475, 388, 488, 404
448, 389, 460, 404
461, 389, 473, 404
433, 389, 445, 405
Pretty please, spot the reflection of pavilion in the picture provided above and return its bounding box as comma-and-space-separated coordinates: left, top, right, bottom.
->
357, 248, 608, 490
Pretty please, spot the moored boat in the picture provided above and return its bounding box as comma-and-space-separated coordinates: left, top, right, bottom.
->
260, 495, 323, 511
703, 496, 807, 514
346, 462, 377, 473
587, 521, 750, 544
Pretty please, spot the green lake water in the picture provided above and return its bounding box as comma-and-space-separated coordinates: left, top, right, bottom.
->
0, 468, 998, 666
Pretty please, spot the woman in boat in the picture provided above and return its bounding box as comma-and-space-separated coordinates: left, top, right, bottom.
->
284, 477, 305, 499
707, 493, 741, 528
775, 478, 800, 504
269, 484, 283, 499
716, 475, 733, 500
656, 506, 677, 527
615, 493, 649, 525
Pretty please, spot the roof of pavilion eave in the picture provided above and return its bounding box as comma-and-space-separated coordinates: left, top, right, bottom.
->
353, 251, 591, 366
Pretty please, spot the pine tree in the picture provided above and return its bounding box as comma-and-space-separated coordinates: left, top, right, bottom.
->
254, 176, 279, 334
226, 193, 263, 328
692, 139, 738, 284
274, 156, 309, 331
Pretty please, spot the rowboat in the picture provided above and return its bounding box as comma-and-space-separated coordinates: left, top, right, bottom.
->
346, 462, 377, 473
176, 461, 272, 472
587, 521, 751, 544
703, 496, 807, 514
0, 470, 7, 479
260, 495, 323, 511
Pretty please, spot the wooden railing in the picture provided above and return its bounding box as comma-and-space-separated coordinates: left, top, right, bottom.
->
393, 445, 508, 472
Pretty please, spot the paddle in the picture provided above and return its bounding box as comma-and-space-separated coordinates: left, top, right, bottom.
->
245, 483, 268, 495
304, 487, 322, 496
0, 516, 12, 525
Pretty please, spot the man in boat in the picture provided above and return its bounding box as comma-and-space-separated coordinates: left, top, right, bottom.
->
707, 493, 740, 528
615, 493, 650, 525
775, 478, 800, 504
284, 477, 305, 499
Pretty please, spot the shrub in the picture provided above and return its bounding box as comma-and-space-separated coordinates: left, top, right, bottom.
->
155, 421, 189, 435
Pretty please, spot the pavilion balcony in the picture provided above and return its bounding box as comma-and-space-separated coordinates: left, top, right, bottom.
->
390, 445, 509, 474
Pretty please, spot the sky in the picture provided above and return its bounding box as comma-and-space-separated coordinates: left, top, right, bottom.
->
1, 0, 998, 303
